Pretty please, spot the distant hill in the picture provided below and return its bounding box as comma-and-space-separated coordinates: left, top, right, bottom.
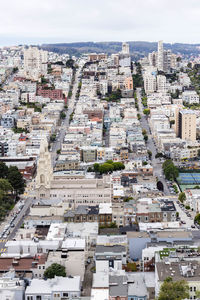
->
40, 41, 200, 59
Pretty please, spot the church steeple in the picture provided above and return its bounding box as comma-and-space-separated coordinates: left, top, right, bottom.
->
35, 137, 53, 189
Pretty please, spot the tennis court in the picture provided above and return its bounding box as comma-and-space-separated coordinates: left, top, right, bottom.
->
177, 173, 200, 191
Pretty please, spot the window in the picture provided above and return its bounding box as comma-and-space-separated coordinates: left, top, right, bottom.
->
194, 287, 196, 292
36, 296, 41, 300
63, 293, 69, 297
109, 259, 114, 268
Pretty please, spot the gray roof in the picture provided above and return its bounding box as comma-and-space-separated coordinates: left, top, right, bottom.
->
64, 205, 99, 218
156, 260, 200, 282
127, 273, 148, 297
109, 275, 127, 297
96, 245, 126, 254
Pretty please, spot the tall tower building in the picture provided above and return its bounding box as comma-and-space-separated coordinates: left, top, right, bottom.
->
163, 50, 171, 73
24, 46, 48, 79
148, 51, 157, 67
178, 110, 196, 142
122, 42, 130, 54
119, 42, 131, 67
35, 137, 53, 198
157, 40, 164, 71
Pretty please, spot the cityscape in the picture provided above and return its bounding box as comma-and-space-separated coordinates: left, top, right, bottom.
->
1, 1, 200, 300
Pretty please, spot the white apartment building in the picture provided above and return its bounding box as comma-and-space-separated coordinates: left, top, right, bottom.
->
0, 274, 25, 300
24, 47, 48, 79
25, 276, 81, 300
182, 90, 199, 104
144, 73, 157, 94
157, 75, 167, 92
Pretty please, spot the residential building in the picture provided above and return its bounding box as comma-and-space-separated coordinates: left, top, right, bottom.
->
178, 110, 196, 142
25, 276, 81, 300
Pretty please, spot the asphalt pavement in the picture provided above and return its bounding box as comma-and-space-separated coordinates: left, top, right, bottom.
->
136, 88, 170, 195
51, 66, 81, 166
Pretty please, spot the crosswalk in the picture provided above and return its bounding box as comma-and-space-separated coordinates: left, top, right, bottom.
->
0, 239, 7, 243
0, 248, 6, 253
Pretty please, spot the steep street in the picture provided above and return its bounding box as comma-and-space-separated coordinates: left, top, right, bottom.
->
137, 88, 170, 195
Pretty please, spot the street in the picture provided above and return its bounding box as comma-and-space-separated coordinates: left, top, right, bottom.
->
137, 88, 170, 195
51, 66, 82, 166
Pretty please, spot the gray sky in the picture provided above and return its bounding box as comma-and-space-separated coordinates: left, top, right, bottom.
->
1, 0, 200, 46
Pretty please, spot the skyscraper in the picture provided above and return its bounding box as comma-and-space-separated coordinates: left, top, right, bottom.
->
157, 40, 164, 71
122, 42, 130, 54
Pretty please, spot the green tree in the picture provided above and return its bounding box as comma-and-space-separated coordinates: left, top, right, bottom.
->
60, 112, 66, 119
155, 153, 164, 158
106, 160, 113, 164
164, 164, 179, 180
0, 162, 8, 178
50, 134, 56, 142
142, 129, 147, 135
178, 192, 186, 203
7, 166, 25, 196
158, 277, 189, 300
162, 160, 179, 180
99, 163, 114, 174
162, 159, 173, 170
66, 59, 74, 69
144, 134, 148, 142
112, 162, 125, 171
44, 263, 66, 279
0, 179, 13, 193
147, 150, 152, 158
56, 149, 61, 155
143, 108, 150, 115
93, 163, 100, 172
195, 213, 200, 225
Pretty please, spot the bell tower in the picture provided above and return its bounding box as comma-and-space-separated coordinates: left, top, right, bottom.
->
35, 137, 53, 197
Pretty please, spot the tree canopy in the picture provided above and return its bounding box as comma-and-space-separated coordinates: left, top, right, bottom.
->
143, 108, 150, 115
44, 263, 66, 279
162, 160, 179, 181
195, 213, 200, 225
178, 192, 186, 203
89, 160, 125, 174
158, 277, 189, 300
0, 178, 15, 221
7, 166, 25, 196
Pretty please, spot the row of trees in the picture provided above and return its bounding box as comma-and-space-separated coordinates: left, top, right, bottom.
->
132, 62, 143, 89
88, 160, 125, 174
0, 162, 25, 220
162, 160, 179, 181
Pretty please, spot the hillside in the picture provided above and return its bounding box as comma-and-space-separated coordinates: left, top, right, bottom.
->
40, 41, 200, 59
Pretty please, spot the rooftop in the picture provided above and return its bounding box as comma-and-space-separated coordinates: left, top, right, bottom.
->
156, 260, 200, 282
25, 276, 81, 294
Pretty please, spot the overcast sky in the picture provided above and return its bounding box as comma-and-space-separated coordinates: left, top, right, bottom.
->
1, 0, 200, 46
